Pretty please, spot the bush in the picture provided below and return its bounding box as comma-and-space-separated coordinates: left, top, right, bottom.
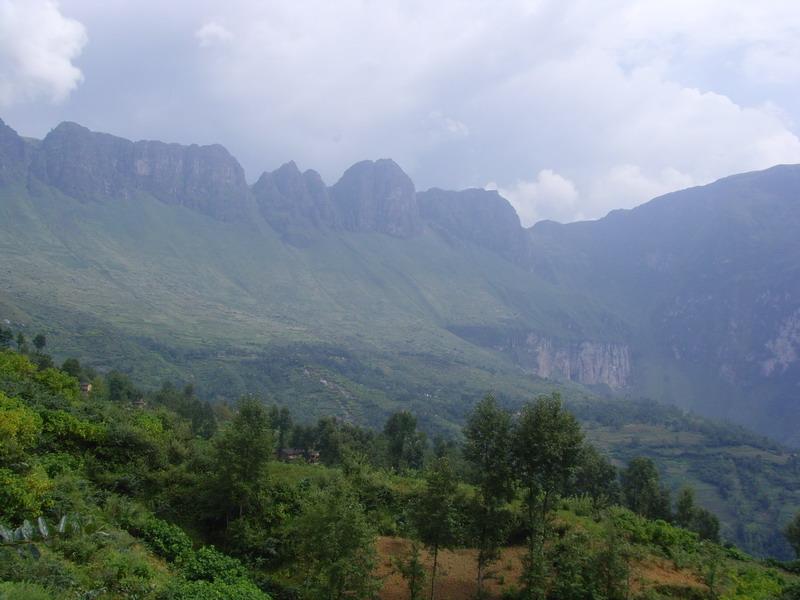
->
138, 517, 193, 562
0, 546, 77, 591
179, 545, 247, 584
0, 465, 53, 521
0, 581, 55, 600
161, 579, 271, 600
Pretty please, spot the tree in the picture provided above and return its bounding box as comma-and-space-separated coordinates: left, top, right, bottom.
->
593, 518, 631, 600
15, 333, 27, 353
512, 393, 584, 600
675, 487, 696, 529
673, 487, 720, 542
61, 358, 82, 380
621, 457, 672, 521
106, 371, 139, 403
570, 444, 619, 510
785, 511, 800, 558
411, 457, 461, 600
269, 405, 293, 450
383, 411, 425, 471
32, 334, 46, 352
393, 541, 427, 600
292, 479, 379, 600
463, 395, 515, 598
0, 327, 12, 349
692, 507, 720, 542
213, 397, 274, 520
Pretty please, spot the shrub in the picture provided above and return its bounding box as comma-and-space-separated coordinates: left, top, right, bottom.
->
138, 517, 193, 562
0, 465, 53, 521
0, 392, 43, 459
179, 545, 247, 584
0, 581, 55, 600
161, 579, 271, 600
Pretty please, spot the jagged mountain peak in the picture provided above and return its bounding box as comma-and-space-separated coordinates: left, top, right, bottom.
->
0, 117, 27, 183
331, 157, 420, 237
29, 120, 252, 222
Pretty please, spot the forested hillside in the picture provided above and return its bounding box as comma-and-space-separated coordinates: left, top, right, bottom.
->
2, 118, 800, 447
2, 342, 800, 599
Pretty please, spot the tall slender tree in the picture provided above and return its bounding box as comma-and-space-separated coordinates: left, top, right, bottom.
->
0, 326, 12, 348
292, 479, 379, 600
213, 397, 274, 520
384, 411, 425, 471
512, 393, 584, 600
784, 511, 800, 558
621, 457, 672, 521
463, 395, 514, 598
32, 334, 46, 352
412, 457, 461, 600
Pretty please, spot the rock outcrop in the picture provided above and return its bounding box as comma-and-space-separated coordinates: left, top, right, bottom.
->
0, 118, 29, 184
448, 325, 631, 389
417, 187, 528, 263
31, 122, 252, 221
762, 308, 800, 376
513, 333, 631, 389
330, 159, 421, 237
253, 161, 337, 241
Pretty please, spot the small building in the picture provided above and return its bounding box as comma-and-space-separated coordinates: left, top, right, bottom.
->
80, 382, 93, 395
279, 448, 320, 464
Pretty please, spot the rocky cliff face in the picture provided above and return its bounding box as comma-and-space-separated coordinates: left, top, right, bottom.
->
253, 161, 337, 241
513, 333, 631, 389
418, 187, 529, 263
331, 159, 421, 237
762, 307, 800, 376
448, 325, 631, 389
31, 122, 252, 221
0, 118, 28, 184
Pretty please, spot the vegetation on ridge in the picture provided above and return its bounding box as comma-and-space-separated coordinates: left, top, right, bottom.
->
1, 340, 800, 599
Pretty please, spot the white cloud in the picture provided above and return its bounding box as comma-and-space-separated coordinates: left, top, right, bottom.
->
0, 0, 87, 106
488, 169, 580, 226
589, 165, 695, 215
195, 21, 233, 48
427, 111, 469, 141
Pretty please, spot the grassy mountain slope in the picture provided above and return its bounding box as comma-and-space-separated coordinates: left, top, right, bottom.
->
0, 176, 601, 428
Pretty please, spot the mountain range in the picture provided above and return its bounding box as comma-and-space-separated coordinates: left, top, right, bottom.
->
1, 118, 799, 447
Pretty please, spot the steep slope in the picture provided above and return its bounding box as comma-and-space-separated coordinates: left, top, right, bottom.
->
527, 166, 800, 445
2, 118, 800, 447
1, 119, 594, 431
2, 119, 800, 556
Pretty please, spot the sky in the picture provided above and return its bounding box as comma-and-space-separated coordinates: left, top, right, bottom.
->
2, 1, 800, 225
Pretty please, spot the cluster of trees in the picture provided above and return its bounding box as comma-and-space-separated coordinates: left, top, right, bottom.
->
4, 337, 800, 600
0, 324, 50, 369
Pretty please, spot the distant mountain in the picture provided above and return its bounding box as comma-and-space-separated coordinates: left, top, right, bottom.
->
524, 166, 800, 445
1, 117, 799, 448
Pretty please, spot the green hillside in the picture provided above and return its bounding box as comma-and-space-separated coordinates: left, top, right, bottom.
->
3, 119, 800, 558
2, 346, 799, 599
0, 175, 601, 428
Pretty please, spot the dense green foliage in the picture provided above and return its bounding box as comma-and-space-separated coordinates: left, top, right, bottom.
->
1, 343, 799, 599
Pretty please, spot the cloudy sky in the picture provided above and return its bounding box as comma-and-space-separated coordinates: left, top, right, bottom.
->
2, 0, 800, 225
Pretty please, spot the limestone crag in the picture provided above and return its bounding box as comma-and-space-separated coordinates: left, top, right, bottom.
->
0, 118, 28, 184
417, 187, 529, 263
513, 333, 631, 389
31, 122, 253, 221
331, 159, 421, 237
253, 161, 338, 239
